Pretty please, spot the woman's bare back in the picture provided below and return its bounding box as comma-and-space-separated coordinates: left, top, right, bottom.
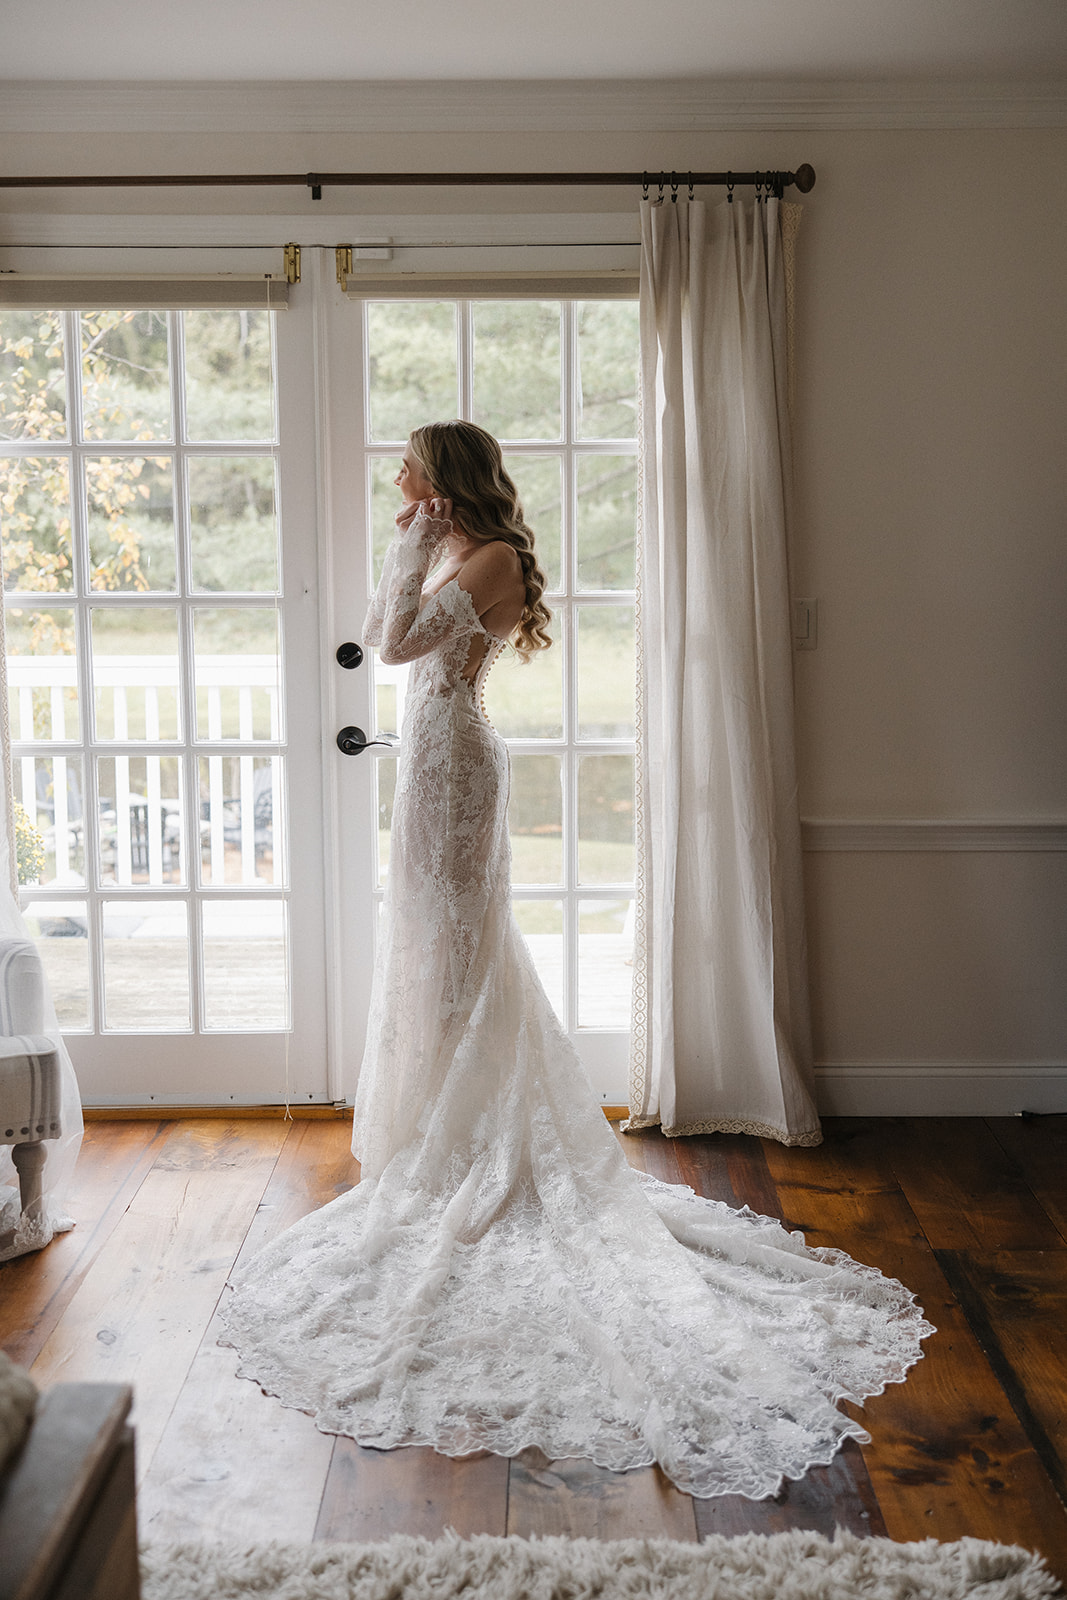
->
423, 536, 525, 680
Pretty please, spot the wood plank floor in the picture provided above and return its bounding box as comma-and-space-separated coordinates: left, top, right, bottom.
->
3, 1115, 1066, 1579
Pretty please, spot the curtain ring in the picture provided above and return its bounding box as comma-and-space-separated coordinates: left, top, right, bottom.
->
687, 171, 694, 202
642, 171, 649, 203
755, 171, 763, 204
670, 171, 679, 204
656, 172, 665, 204
727, 172, 734, 204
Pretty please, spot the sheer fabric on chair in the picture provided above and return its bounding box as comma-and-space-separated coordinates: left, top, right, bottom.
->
0, 601, 83, 1262
629, 196, 820, 1146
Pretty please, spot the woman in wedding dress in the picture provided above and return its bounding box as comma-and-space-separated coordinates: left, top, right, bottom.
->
222, 420, 932, 1500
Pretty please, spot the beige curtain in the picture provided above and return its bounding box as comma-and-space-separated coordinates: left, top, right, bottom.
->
628, 196, 820, 1146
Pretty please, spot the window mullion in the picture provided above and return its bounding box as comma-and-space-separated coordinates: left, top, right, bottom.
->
170, 310, 187, 450
561, 462, 578, 1032
64, 312, 103, 1031
562, 301, 576, 447
170, 311, 206, 1030
458, 301, 473, 420
66, 311, 89, 602
558, 303, 578, 1035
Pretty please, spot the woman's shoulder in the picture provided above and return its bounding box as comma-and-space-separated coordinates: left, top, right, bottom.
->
459, 539, 523, 580
455, 539, 525, 622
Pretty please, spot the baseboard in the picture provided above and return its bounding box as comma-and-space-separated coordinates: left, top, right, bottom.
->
82, 1088, 1067, 1121
81, 1104, 352, 1121
82, 1103, 633, 1122
814, 1064, 1067, 1117
83, 1081, 1067, 1124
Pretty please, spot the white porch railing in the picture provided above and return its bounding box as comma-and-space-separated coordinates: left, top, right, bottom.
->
9, 654, 283, 890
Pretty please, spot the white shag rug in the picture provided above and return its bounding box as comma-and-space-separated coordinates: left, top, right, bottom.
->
139, 1530, 1062, 1600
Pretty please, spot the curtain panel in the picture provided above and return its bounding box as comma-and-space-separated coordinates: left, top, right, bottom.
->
628, 197, 820, 1146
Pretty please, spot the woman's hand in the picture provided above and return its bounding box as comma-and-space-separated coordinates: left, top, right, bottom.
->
395, 497, 454, 546
395, 496, 453, 530
425, 496, 452, 524
395, 499, 422, 533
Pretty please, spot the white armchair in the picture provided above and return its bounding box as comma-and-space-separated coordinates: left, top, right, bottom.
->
0, 937, 63, 1236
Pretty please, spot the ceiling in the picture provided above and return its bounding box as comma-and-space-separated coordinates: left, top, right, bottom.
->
3, 0, 1067, 83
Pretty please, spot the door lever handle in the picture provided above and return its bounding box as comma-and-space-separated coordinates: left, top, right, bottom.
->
336, 725, 396, 756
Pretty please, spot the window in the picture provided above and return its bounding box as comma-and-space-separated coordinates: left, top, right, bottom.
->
1, 307, 289, 1035
361, 297, 640, 1035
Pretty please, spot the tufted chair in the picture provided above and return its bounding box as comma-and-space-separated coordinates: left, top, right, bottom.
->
0, 937, 62, 1229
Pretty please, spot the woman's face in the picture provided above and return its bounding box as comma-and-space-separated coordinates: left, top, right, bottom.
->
395, 446, 434, 503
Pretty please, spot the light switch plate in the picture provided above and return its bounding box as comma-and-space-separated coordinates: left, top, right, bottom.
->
793, 597, 818, 650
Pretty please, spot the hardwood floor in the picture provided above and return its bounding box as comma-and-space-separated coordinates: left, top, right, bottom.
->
3, 1115, 1066, 1579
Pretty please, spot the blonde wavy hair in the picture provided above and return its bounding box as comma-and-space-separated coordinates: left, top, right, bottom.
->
408, 420, 552, 660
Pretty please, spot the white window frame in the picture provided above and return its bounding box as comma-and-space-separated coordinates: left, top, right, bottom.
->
1, 284, 330, 1107
349, 290, 639, 1103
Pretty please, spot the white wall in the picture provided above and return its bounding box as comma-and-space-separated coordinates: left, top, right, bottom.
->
791, 127, 1067, 1112
3, 86, 1065, 1112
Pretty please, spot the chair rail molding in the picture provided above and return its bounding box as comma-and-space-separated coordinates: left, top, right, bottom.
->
802, 819, 1067, 852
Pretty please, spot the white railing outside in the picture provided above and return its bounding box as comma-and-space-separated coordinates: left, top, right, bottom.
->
9, 654, 283, 891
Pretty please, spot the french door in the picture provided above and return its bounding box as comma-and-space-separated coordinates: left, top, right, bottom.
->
2, 261, 641, 1107
1, 294, 328, 1105
324, 288, 640, 1104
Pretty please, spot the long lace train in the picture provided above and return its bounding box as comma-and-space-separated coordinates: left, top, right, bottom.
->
221, 508, 933, 1499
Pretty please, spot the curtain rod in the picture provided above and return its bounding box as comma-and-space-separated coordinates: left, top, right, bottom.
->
0, 166, 815, 201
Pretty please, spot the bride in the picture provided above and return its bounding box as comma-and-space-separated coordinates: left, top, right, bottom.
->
222, 420, 931, 1500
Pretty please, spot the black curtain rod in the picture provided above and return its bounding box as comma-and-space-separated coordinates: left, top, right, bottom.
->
0, 166, 815, 200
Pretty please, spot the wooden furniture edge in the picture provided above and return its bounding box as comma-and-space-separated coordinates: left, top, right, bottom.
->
0, 1382, 134, 1600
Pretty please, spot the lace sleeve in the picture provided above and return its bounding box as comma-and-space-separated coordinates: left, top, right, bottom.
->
360, 533, 411, 649
362, 509, 483, 665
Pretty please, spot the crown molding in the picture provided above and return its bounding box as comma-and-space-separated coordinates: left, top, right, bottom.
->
1, 77, 1066, 135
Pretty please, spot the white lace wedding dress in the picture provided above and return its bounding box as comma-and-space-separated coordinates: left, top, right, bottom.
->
222, 509, 933, 1499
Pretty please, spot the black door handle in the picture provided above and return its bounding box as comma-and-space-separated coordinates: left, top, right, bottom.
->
336, 642, 364, 669
336, 726, 396, 756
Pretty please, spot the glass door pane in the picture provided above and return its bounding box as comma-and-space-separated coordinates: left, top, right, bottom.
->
1, 302, 327, 1104
358, 296, 639, 1104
